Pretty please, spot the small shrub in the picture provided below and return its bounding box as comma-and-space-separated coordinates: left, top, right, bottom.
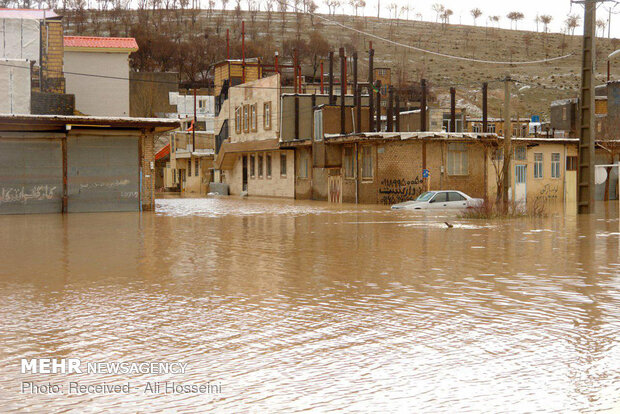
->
458, 197, 548, 219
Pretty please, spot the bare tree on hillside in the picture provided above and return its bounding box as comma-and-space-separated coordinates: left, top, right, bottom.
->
507, 11, 524, 30
489, 15, 500, 29
349, 0, 365, 17
534, 15, 540, 32
432, 3, 444, 23
265, 0, 274, 24
471, 8, 482, 26
387, 2, 397, 19
440, 8, 453, 25
400, 4, 410, 21
540, 15, 552, 33
221, 0, 228, 10
565, 14, 580, 36
596, 19, 607, 37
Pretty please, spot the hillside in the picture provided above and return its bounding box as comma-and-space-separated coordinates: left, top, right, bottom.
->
63, 9, 620, 118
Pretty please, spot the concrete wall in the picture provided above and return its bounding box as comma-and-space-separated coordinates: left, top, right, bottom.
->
227, 74, 280, 143
486, 141, 579, 205
0, 59, 30, 114
281, 94, 370, 141
227, 150, 295, 197
608, 82, 620, 140
64, 51, 131, 116
31, 91, 75, 115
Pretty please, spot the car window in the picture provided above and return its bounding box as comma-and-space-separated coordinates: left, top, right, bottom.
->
432, 192, 448, 203
416, 192, 435, 202
448, 192, 466, 202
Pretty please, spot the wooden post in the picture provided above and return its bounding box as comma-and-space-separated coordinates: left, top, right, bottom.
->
482, 82, 488, 133
340, 47, 346, 135
395, 94, 400, 132
375, 80, 382, 132
450, 87, 456, 132
421, 79, 427, 131
387, 85, 394, 132
368, 47, 374, 131
329, 51, 334, 105
62, 136, 67, 213
502, 77, 512, 205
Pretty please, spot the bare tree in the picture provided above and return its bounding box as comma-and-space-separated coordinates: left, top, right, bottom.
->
440, 8, 453, 25
540, 14, 552, 33
400, 4, 410, 21
470, 8, 482, 26
491, 15, 500, 28
507, 11, 524, 30
387, 2, 397, 20
432, 3, 444, 23
349, 0, 365, 17
565, 14, 580, 36
596, 19, 607, 37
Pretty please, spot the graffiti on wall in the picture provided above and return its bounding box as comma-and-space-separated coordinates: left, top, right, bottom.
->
538, 184, 559, 200
0, 185, 57, 204
379, 177, 424, 205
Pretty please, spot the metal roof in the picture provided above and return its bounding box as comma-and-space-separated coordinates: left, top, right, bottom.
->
0, 8, 60, 19
64, 36, 139, 51
0, 114, 180, 132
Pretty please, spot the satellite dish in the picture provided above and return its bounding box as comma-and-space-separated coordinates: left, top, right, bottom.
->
595, 166, 608, 185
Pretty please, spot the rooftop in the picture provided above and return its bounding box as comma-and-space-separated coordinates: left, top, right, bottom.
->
0, 8, 60, 19
64, 36, 139, 52
0, 114, 180, 133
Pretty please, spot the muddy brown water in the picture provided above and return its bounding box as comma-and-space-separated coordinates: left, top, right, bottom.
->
0, 196, 618, 412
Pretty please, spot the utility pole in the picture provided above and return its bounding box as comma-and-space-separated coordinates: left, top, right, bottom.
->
502, 77, 512, 206
193, 88, 197, 153
577, 0, 598, 214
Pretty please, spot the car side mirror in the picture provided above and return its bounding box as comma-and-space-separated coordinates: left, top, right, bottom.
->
429, 199, 436, 203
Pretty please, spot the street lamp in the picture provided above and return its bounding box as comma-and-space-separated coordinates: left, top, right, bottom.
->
608, 49, 620, 82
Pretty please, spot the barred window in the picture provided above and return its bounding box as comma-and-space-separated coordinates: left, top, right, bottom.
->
551, 153, 561, 178
344, 147, 355, 179
447, 143, 469, 176
361, 145, 373, 179
534, 153, 544, 178
280, 153, 287, 177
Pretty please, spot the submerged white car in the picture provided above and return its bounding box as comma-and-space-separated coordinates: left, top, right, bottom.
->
391, 191, 483, 210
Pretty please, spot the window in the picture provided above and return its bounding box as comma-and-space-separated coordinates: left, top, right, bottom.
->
258, 154, 263, 177
298, 151, 309, 178
313, 110, 323, 141
188, 158, 192, 176
266, 153, 272, 178
280, 153, 287, 177
198, 99, 205, 109
195, 158, 200, 176
264, 102, 272, 130
432, 192, 448, 203
447, 143, 469, 176
551, 153, 560, 178
251, 104, 257, 132
250, 154, 255, 177
173, 169, 176, 183
361, 145, 373, 179
235, 107, 241, 134
344, 146, 355, 179
472, 123, 482, 133
534, 153, 543, 178
493, 148, 504, 161
243, 105, 249, 133
566, 156, 578, 171
562, 107, 568, 121
448, 192, 466, 202
487, 124, 496, 134
515, 146, 526, 161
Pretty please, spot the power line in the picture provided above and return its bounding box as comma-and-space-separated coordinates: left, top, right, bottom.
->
283, 1, 577, 65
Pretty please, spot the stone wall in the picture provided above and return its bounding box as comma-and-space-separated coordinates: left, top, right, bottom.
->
31, 91, 75, 115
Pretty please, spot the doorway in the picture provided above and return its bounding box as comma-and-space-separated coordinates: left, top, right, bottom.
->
242, 155, 248, 192
515, 164, 527, 205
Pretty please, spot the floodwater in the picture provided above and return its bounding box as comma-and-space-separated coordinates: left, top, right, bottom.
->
0, 196, 619, 413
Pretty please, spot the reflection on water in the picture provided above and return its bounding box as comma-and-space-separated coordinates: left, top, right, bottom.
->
0, 197, 619, 412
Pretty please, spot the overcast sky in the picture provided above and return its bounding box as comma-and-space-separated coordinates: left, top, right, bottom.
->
314, 0, 620, 39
